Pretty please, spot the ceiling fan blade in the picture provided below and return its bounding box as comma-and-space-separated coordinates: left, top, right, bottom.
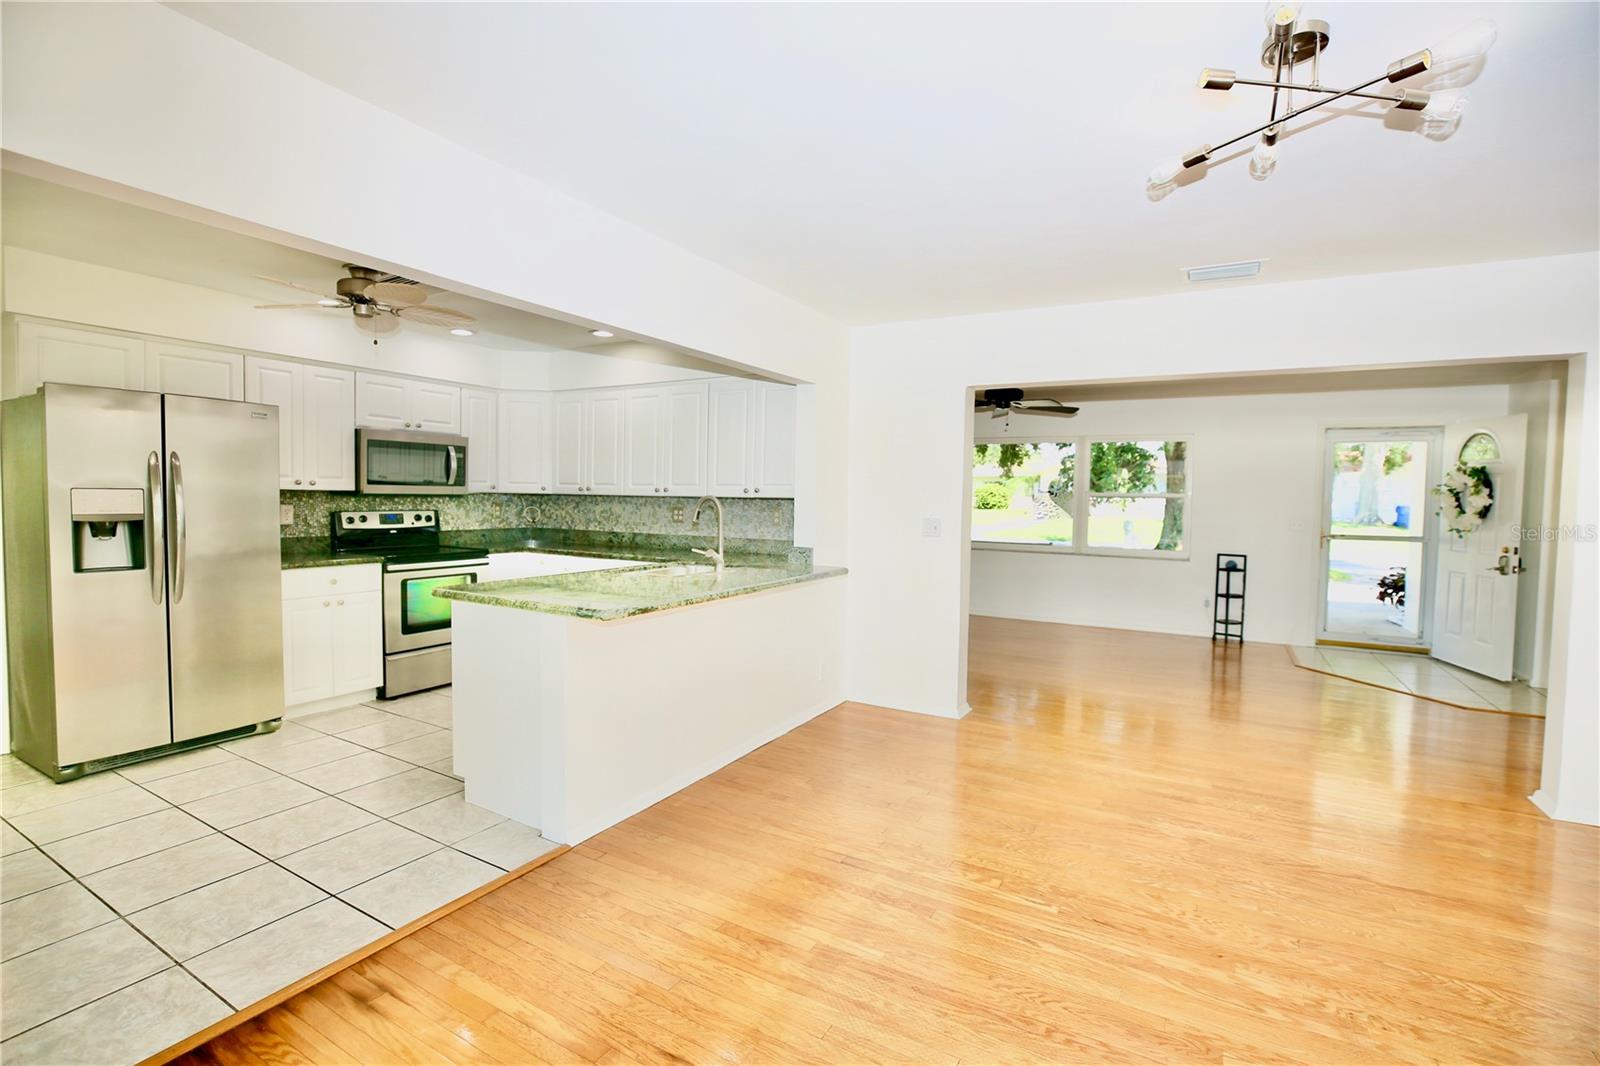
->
254, 303, 339, 310
395, 305, 475, 326
355, 313, 400, 335
1014, 400, 1079, 418
254, 274, 339, 300
366, 281, 430, 307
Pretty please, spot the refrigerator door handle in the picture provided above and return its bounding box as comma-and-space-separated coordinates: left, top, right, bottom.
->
446, 444, 459, 487
169, 451, 187, 604
147, 451, 165, 604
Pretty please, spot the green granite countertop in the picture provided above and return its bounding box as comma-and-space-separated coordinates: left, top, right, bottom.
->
435, 562, 846, 621
281, 529, 808, 571
280, 540, 385, 569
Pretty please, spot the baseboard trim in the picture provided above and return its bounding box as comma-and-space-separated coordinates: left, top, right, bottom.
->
281, 689, 379, 719
137, 844, 568, 1066
1316, 638, 1431, 655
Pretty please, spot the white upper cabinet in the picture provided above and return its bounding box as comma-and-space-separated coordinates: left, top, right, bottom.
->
144, 340, 243, 400
498, 391, 552, 494
551, 393, 587, 493
302, 365, 356, 491
754, 382, 797, 497
7, 319, 146, 398
586, 391, 626, 494
461, 387, 498, 492
245, 356, 355, 491
245, 356, 301, 489
625, 381, 708, 496
707, 379, 796, 498
355, 371, 461, 433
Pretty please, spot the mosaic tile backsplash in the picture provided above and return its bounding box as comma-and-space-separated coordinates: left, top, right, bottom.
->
279, 491, 794, 543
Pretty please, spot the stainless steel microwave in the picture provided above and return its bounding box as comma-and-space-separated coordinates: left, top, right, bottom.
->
356, 428, 469, 495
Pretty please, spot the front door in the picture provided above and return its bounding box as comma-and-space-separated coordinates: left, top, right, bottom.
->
1430, 415, 1527, 681
1318, 428, 1441, 649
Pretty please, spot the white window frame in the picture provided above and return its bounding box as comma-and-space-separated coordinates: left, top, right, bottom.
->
971, 434, 1193, 561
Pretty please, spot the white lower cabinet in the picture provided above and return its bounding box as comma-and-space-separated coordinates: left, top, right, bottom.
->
281, 565, 382, 707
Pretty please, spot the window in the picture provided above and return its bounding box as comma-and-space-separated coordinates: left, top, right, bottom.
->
972, 437, 1190, 557
1458, 431, 1501, 464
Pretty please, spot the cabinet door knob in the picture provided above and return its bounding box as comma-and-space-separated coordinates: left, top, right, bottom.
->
743, 487, 749, 493
754, 488, 761, 494
337, 599, 345, 606
323, 601, 330, 607
329, 578, 337, 585
294, 479, 302, 485
309, 480, 316, 486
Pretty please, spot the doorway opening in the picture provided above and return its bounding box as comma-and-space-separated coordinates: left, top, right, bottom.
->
1317, 427, 1442, 650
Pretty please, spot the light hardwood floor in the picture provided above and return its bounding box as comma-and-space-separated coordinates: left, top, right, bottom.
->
179, 618, 1599, 1064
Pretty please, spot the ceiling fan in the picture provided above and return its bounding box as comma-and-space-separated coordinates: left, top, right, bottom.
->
254, 264, 477, 335
974, 388, 1079, 420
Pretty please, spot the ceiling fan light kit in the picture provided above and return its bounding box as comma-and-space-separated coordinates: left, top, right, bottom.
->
254, 264, 478, 335
1148, 5, 1496, 199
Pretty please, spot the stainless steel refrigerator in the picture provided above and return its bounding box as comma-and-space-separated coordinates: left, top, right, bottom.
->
3, 383, 285, 780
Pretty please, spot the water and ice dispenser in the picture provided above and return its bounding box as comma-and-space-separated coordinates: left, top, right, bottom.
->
69, 488, 147, 573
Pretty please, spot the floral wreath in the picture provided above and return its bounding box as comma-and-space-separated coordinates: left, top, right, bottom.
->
1431, 461, 1494, 537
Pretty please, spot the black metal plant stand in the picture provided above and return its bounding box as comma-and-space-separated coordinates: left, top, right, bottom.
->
1213, 553, 1247, 643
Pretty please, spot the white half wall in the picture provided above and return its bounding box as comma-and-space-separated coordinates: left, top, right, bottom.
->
967, 384, 1521, 649
850, 253, 1598, 824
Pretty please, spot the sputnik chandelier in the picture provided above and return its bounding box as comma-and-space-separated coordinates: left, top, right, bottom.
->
1148, 4, 1497, 198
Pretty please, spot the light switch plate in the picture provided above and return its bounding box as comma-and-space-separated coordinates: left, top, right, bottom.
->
279, 504, 294, 526
921, 517, 942, 538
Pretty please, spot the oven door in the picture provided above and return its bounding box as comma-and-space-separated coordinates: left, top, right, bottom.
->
358, 429, 469, 495
383, 560, 486, 653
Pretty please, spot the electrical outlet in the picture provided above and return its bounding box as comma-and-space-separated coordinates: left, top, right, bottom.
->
1203, 596, 1212, 610
921, 517, 942, 538
671, 505, 685, 523
279, 504, 294, 526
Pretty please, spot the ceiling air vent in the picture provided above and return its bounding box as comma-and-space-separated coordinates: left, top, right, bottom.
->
1184, 259, 1264, 283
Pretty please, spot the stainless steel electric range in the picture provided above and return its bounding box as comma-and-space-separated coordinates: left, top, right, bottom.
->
330, 509, 487, 698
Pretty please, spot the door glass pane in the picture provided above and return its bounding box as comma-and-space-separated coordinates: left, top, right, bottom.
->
1087, 497, 1184, 551
401, 574, 474, 634
971, 442, 1074, 545
366, 439, 455, 487
1326, 539, 1424, 640
1327, 439, 1430, 536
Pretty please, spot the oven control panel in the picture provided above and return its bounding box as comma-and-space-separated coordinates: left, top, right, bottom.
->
334, 510, 437, 529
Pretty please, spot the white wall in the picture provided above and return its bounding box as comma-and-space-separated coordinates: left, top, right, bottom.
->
1508, 377, 1564, 687
850, 253, 1598, 825
968, 384, 1518, 647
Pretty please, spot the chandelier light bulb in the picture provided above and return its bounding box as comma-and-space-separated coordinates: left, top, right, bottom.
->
1418, 89, 1469, 141
1431, 19, 1498, 66
1263, 1, 1301, 32
1149, 157, 1184, 186
1249, 141, 1279, 181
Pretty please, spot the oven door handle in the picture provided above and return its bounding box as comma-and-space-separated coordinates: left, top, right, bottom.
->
385, 559, 487, 574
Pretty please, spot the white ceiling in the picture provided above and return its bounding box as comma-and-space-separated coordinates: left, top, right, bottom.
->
170, 2, 1598, 326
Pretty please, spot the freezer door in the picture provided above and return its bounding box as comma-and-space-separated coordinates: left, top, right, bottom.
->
163, 394, 286, 740
15, 385, 173, 766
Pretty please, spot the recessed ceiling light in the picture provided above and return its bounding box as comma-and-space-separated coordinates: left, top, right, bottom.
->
1184, 259, 1264, 283
449, 328, 475, 336
317, 298, 342, 307
590, 329, 615, 338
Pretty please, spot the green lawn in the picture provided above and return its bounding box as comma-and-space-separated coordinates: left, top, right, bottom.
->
972, 508, 1172, 549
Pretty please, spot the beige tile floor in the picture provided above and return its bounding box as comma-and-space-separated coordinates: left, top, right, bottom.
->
1288, 646, 1547, 715
0, 687, 558, 1065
